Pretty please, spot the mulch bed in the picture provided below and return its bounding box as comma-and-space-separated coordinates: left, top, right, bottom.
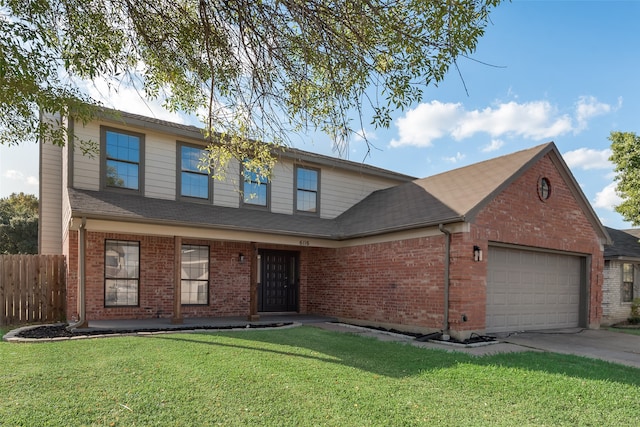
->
611, 320, 640, 329
15, 322, 293, 339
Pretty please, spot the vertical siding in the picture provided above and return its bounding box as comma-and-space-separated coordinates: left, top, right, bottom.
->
144, 131, 176, 200
271, 161, 294, 215
72, 121, 100, 190
39, 133, 63, 254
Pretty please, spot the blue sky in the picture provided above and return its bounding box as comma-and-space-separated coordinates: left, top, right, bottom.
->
1, 0, 639, 229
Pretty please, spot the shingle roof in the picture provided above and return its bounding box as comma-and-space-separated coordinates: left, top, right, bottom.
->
414, 143, 552, 218
68, 188, 339, 238
334, 143, 557, 236
68, 141, 610, 242
604, 227, 640, 259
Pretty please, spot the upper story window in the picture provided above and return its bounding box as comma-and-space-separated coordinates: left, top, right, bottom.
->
178, 143, 211, 201
295, 166, 319, 214
242, 163, 269, 208
101, 126, 144, 192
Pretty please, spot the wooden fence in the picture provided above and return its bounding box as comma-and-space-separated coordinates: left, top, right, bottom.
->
0, 255, 66, 326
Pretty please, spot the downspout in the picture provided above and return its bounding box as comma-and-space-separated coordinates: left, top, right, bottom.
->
68, 217, 87, 329
439, 224, 451, 340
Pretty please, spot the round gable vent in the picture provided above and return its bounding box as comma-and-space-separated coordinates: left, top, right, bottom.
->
538, 177, 551, 201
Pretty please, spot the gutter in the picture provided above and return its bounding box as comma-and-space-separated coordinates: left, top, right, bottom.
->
68, 217, 87, 329
439, 223, 451, 340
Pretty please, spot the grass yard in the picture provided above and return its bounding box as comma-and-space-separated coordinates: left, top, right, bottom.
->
1, 326, 640, 426
609, 327, 640, 336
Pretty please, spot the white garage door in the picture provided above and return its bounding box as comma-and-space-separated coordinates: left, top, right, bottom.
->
486, 246, 582, 333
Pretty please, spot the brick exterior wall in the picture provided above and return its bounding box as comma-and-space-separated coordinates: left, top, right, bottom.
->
307, 153, 604, 337
472, 154, 604, 329
67, 232, 255, 320
65, 232, 312, 321
65, 154, 604, 337
306, 238, 447, 333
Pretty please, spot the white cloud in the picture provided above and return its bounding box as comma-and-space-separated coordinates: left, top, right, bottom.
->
4, 169, 24, 180
452, 101, 573, 141
82, 78, 196, 125
482, 139, 504, 153
391, 97, 615, 148
574, 96, 613, 131
443, 152, 466, 163
390, 101, 463, 147
352, 128, 377, 143
563, 147, 612, 170
593, 182, 622, 211
26, 176, 39, 186
0, 169, 38, 197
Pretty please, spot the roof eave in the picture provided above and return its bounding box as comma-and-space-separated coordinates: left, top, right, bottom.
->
336, 216, 466, 240
69, 210, 337, 240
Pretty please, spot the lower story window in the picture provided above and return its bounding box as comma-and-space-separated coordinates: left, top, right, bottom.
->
623, 263, 634, 303
104, 240, 140, 306
181, 244, 209, 305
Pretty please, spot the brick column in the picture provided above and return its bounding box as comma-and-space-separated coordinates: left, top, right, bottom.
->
172, 236, 183, 324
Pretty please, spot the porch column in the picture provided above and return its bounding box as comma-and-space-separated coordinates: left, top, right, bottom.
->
172, 236, 183, 324
248, 243, 260, 321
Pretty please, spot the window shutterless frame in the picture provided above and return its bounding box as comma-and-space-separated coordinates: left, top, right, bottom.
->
181, 244, 210, 305
100, 126, 145, 194
294, 165, 320, 216
104, 239, 140, 307
622, 263, 634, 303
240, 162, 270, 210
176, 142, 213, 203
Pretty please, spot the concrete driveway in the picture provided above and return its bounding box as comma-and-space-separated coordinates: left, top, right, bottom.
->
315, 323, 640, 368
500, 328, 640, 369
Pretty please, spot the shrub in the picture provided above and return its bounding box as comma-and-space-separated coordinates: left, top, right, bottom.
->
628, 298, 640, 324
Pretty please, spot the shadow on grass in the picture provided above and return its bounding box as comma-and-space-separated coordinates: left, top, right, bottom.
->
151, 325, 640, 387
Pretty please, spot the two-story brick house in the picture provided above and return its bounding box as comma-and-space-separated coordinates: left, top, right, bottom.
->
40, 109, 610, 338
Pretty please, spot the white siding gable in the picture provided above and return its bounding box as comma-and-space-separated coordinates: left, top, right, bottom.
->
72, 121, 100, 191
66, 114, 408, 218
320, 167, 400, 219
271, 160, 294, 215
144, 130, 176, 200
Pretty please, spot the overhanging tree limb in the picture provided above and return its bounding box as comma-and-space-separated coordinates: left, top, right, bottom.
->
1, 0, 502, 170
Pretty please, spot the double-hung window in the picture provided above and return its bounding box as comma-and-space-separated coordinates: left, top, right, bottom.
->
623, 263, 634, 303
181, 245, 209, 305
102, 127, 144, 192
178, 143, 211, 201
295, 166, 319, 214
104, 240, 140, 307
242, 163, 269, 208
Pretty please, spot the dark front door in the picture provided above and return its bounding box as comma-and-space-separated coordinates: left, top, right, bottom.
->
259, 250, 299, 312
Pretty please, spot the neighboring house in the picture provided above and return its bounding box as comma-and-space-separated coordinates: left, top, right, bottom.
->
602, 227, 640, 324
40, 110, 610, 339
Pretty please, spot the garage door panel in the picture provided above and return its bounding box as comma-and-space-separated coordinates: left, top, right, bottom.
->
486, 246, 581, 333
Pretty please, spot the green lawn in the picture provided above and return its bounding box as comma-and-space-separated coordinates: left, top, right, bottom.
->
609, 326, 640, 336
1, 326, 639, 426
